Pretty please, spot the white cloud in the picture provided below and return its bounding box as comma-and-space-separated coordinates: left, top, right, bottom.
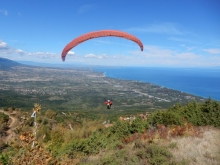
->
84, 54, 109, 59
64, 51, 78, 59
169, 37, 198, 44
85, 54, 96, 58
180, 44, 196, 51
132, 45, 220, 67
175, 52, 200, 60
126, 22, 184, 35
1, 39, 220, 67
67, 51, 75, 55
0, 40, 60, 60
32, 52, 58, 59
0, 40, 13, 53
84, 54, 107, 59
202, 48, 220, 54
0, 9, 8, 16
15, 49, 27, 56
98, 54, 108, 59
142, 45, 173, 58
78, 4, 94, 14
0, 41, 7, 48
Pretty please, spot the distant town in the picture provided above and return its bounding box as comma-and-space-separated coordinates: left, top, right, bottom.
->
0, 63, 204, 112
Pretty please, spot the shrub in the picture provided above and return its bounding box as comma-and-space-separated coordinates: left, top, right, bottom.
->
37, 125, 51, 142
51, 128, 64, 145
45, 109, 57, 119
168, 99, 220, 127
148, 110, 183, 126
0, 112, 9, 124
0, 153, 11, 165
25, 117, 34, 126
200, 99, 220, 127
179, 101, 203, 126
136, 144, 173, 165
110, 120, 131, 138
65, 139, 87, 158
131, 117, 147, 133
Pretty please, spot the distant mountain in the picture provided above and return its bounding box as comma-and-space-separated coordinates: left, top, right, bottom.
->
17, 60, 93, 69
18, 60, 68, 68
0, 57, 23, 70
0, 57, 94, 70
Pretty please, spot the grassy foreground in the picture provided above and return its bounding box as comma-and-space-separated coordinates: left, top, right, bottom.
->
0, 99, 220, 165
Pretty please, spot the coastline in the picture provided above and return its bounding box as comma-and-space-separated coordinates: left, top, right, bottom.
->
93, 67, 220, 101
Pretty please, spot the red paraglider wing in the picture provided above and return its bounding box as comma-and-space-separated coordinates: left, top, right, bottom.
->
61, 30, 144, 61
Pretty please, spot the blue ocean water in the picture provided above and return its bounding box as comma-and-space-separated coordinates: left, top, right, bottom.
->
94, 67, 220, 101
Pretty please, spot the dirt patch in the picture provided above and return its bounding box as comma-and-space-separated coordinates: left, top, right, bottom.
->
0, 109, 19, 142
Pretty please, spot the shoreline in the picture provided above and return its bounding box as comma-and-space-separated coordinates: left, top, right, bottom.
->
92, 67, 220, 101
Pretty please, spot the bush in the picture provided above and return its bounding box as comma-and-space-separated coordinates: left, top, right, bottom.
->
51, 129, 64, 145
83, 132, 106, 155
110, 120, 132, 138
65, 139, 87, 158
148, 110, 183, 126
37, 125, 51, 142
25, 117, 34, 126
200, 99, 220, 127
131, 117, 148, 133
168, 99, 220, 127
45, 109, 57, 119
136, 144, 173, 165
0, 112, 9, 124
0, 153, 11, 165
179, 101, 203, 125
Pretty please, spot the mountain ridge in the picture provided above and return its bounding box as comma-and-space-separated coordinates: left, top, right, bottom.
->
0, 57, 23, 70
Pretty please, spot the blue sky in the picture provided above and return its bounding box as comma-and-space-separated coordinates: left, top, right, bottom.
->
0, 0, 220, 67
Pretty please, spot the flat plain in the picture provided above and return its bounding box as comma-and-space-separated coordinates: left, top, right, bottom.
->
0, 65, 204, 113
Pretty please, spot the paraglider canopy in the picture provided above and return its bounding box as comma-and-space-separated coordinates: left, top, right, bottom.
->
61, 30, 144, 61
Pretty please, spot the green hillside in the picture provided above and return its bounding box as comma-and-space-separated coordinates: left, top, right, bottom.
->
0, 99, 220, 164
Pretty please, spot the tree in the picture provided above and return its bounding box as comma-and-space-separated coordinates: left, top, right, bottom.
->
201, 99, 220, 127
45, 109, 57, 119
148, 110, 183, 126
0, 112, 9, 124
131, 117, 145, 133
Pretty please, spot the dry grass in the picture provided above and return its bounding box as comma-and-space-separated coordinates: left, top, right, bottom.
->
62, 119, 104, 142
169, 126, 220, 165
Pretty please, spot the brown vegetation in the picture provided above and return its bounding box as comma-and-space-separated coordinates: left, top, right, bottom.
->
1, 99, 220, 165
170, 126, 220, 165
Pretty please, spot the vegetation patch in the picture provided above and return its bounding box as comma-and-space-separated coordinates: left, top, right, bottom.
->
0, 98, 220, 164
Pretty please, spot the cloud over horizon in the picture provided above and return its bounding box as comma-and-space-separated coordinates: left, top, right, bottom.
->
202, 48, 220, 54
1, 39, 220, 67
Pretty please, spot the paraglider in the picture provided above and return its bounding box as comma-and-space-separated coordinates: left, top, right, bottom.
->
61, 30, 144, 61
61, 30, 143, 110
104, 99, 113, 109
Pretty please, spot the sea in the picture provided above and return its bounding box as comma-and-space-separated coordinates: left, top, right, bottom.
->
93, 67, 220, 101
